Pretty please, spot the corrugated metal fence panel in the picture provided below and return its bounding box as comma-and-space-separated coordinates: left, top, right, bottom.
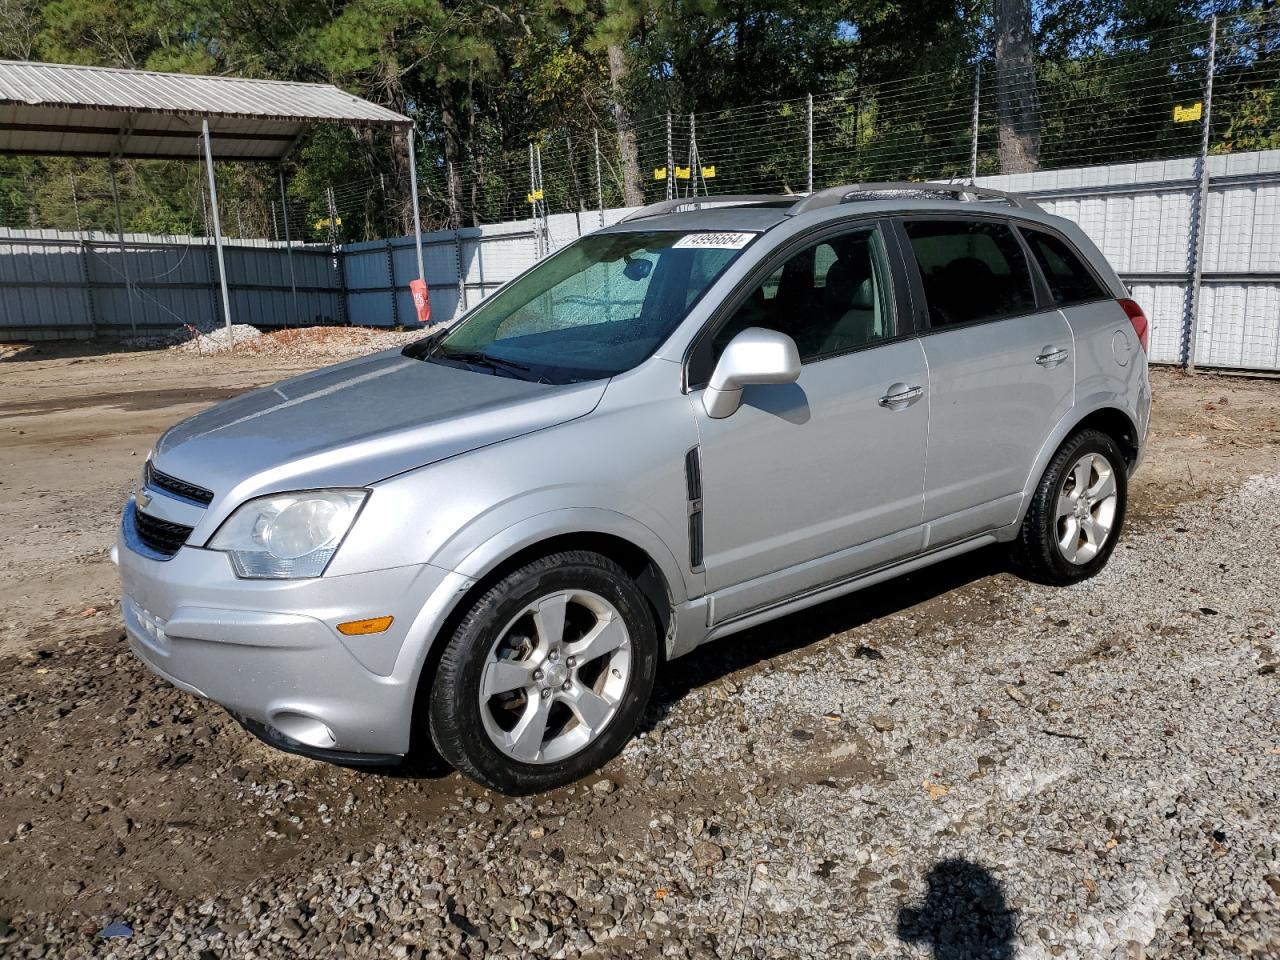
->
979, 150, 1280, 371
1125, 282, 1187, 365
1197, 153, 1280, 368
1204, 175, 1280, 274
0, 233, 342, 338
3, 157, 1278, 370
341, 241, 394, 329
0, 236, 91, 338
1196, 283, 1280, 369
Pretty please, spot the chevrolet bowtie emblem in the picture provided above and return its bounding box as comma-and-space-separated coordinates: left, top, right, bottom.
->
137, 490, 152, 509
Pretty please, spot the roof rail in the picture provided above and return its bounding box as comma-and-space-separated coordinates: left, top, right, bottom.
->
618, 194, 795, 222
787, 181, 1040, 215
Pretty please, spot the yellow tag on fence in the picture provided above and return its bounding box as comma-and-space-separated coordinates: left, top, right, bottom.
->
526, 189, 544, 203
701, 165, 716, 179
653, 167, 667, 180
675, 166, 691, 179
1173, 102, 1203, 123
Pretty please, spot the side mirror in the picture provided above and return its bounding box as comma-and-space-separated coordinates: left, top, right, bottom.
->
703, 327, 801, 419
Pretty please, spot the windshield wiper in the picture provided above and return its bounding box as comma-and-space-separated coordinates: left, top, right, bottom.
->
437, 349, 533, 377
400, 330, 445, 360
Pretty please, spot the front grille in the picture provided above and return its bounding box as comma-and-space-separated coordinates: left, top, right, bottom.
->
146, 462, 213, 505
134, 507, 194, 557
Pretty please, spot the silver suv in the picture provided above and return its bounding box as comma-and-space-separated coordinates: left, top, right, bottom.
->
118, 183, 1151, 794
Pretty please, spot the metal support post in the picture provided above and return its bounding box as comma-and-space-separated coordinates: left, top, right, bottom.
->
201, 120, 234, 346
107, 160, 137, 336
455, 231, 467, 314
407, 126, 426, 285
1183, 15, 1217, 373
387, 240, 400, 327
535, 144, 547, 254
70, 172, 82, 231
528, 143, 540, 257
970, 66, 981, 181
278, 169, 298, 327
665, 113, 674, 200
686, 113, 697, 198
79, 239, 97, 337
325, 186, 347, 325
447, 160, 458, 229
807, 94, 814, 194
324, 186, 339, 247
594, 129, 605, 227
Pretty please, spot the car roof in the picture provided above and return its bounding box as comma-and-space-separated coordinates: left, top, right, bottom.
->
596, 187, 1121, 300
599, 182, 1057, 237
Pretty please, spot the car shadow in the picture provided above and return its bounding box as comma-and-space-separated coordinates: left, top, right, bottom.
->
642, 544, 1010, 733
368, 543, 1011, 783
897, 858, 1019, 959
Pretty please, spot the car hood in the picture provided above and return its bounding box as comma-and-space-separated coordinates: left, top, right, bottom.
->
153, 350, 606, 499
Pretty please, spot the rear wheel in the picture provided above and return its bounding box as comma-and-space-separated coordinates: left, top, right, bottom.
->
428, 550, 659, 794
1011, 429, 1127, 586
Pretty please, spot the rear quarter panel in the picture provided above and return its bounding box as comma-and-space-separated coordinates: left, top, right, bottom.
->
1009, 300, 1148, 534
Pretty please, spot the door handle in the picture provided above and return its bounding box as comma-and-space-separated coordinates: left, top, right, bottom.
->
878, 384, 923, 408
1036, 347, 1069, 367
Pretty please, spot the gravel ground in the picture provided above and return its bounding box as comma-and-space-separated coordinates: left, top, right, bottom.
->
0, 344, 1277, 958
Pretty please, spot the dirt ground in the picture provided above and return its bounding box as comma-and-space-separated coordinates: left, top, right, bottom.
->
0, 336, 1277, 956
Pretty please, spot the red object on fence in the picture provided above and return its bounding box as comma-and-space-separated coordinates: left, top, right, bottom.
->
409, 278, 431, 325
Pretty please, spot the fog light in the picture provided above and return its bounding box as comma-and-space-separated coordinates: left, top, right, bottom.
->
270, 711, 336, 749
337, 615, 394, 636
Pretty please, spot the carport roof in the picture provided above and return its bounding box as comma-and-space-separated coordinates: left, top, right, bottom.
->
0, 59, 411, 161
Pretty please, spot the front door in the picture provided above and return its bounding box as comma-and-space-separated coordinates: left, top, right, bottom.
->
690, 223, 930, 625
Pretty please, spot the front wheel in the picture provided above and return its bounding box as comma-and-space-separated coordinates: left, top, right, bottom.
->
1010, 429, 1128, 586
428, 550, 659, 794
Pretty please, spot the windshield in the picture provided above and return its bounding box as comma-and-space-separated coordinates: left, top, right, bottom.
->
403, 230, 755, 383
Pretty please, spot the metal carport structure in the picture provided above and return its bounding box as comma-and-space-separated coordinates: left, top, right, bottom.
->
0, 59, 426, 342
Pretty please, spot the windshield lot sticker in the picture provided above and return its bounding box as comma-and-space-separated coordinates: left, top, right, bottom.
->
672, 232, 757, 249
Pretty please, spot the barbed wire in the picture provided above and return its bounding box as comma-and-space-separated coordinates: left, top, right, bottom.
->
1, 13, 1275, 241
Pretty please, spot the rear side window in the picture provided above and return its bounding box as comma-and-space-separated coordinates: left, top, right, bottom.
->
903, 219, 1036, 327
1021, 228, 1108, 305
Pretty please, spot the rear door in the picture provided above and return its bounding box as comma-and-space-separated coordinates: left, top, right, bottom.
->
895, 216, 1075, 547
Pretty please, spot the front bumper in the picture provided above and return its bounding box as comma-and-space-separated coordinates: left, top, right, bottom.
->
118, 514, 460, 757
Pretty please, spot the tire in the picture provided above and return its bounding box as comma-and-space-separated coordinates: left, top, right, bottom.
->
428, 550, 659, 794
1010, 428, 1128, 586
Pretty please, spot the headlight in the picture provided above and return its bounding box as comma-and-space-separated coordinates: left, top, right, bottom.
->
208, 490, 367, 579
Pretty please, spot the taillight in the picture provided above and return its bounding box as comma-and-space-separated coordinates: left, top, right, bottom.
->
1118, 298, 1150, 354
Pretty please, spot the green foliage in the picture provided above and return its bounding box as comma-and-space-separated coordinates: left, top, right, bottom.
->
0, 0, 1276, 237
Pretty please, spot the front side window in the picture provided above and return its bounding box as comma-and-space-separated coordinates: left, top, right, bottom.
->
405, 230, 752, 384
1021, 228, 1108, 305
904, 219, 1036, 327
711, 226, 894, 363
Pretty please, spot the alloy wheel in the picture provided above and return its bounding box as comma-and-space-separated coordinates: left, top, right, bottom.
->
1055, 452, 1119, 564
478, 590, 632, 764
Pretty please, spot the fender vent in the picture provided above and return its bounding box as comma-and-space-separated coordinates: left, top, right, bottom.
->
688, 513, 704, 570
685, 446, 704, 572
684, 447, 702, 501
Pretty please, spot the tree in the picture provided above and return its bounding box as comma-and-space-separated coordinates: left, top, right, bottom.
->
605, 41, 644, 205
0, 0, 41, 58
994, 0, 1041, 172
